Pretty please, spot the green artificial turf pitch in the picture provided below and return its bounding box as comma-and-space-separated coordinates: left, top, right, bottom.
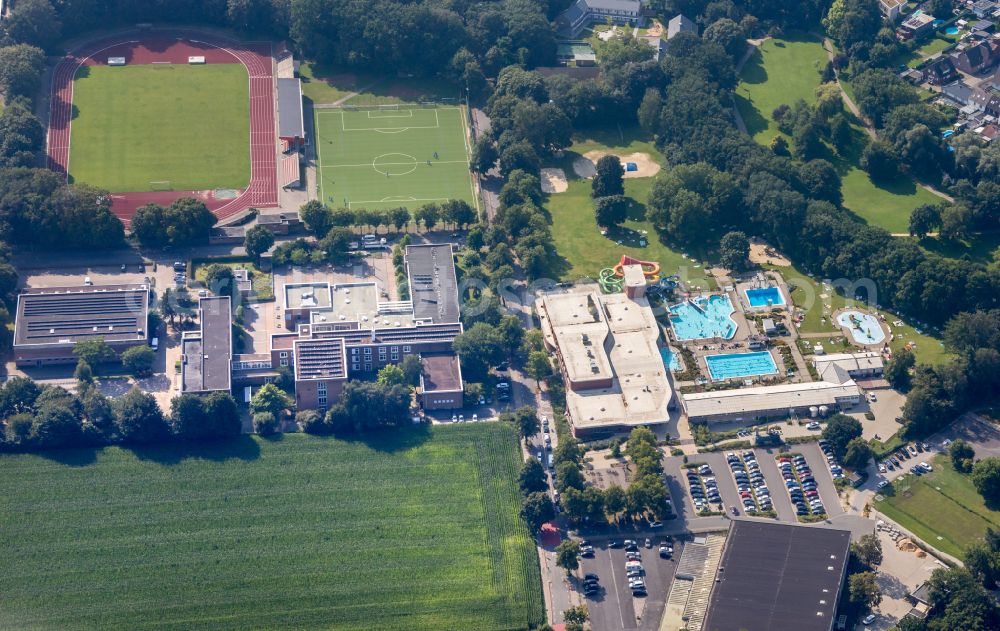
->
315, 106, 477, 211
0, 424, 543, 630
67, 64, 251, 193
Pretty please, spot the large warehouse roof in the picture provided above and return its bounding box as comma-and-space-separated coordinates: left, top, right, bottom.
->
277, 78, 305, 139
703, 521, 851, 631
684, 379, 861, 421
14, 284, 149, 348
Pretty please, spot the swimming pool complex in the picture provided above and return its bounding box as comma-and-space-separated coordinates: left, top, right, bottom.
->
705, 352, 778, 380
837, 311, 886, 345
660, 347, 682, 371
668, 295, 737, 340
745, 286, 785, 308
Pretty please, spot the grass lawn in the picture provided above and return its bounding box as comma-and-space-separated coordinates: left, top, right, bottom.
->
192, 256, 274, 301
915, 232, 1000, 265
0, 424, 543, 631
544, 129, 716, 289
300, 62, 374, 104
68, 65, 250, 192
734, 34, 829, 145
300, 63, 461, 106
314, 106, 475, 211
736, 35, 942, 234
877, 454, 1000, 558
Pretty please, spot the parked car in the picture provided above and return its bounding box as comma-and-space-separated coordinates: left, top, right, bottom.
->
862, 613, 876, 625
877, 480, 889, 489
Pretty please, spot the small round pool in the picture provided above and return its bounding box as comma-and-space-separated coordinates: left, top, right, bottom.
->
945, 26, 959, 35
836, 311, 886, 345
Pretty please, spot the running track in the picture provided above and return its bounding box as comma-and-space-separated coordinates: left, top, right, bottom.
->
47, 30, 279, 225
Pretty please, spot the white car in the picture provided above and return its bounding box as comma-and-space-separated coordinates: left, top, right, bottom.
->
807, 422, 820, 430
877, 480, 889, 489
867, 392, 877, 402
862, 613, 876, 625
919, 462, 933, 472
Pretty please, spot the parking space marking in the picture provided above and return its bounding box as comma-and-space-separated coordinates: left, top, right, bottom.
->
755, 449, 796, 521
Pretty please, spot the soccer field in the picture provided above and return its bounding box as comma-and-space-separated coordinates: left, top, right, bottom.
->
315, 106, 477, 211
0, 424, 543, 630
67, 64, 251, 192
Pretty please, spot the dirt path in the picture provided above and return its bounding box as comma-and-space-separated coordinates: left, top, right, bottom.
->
730, 38, 768, 134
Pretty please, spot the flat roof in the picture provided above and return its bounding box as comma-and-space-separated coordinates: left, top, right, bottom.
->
277, 78, 305, 139
182, 296, 232, 392
684, 379, 861, 420
421, 353, 463, 393
284, 282, 331, 310
704, 521, 851, 631
813, 352, 884, 373
14, 284, 149, 348
405, 244, 460, 324
538, 288, 673, 430
321, 282, 415, 328
293, 336, 347, 381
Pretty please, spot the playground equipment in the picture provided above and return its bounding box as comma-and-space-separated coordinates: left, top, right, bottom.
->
598, 267, 624, 293
612, 255, 660, 278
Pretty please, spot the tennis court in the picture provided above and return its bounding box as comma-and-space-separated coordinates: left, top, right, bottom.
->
314, 105, 477, 211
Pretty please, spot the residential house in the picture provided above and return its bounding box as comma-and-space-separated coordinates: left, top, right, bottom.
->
973, 0, 997, 19
879, 0, 906, 21
942, 79, 975, 106
971, 86, 1000, 115
923, 56, 959, 84
899, 12, 936, 39
667, 14, 698, 39
951, 39, 1000, 74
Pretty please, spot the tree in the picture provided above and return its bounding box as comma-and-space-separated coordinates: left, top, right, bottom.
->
703, 18, 746, 58
120, 345, 155, 378
940, 204, 973, 243
526, 350, 552, 384
399, 354, 423, 386
161, 197, 217, 245
471, 139, 498, 173
244, 225, 275, 260
73, 337, 117, 369
299, 200, 334, 237
718, 231, 750, 271
519, 457, 549, 494
513, 406, 540, 439
30, 402, 82, 448
201, 391, 241, 438
204, 264, 236, 299
972, 458, 1000, 504
452, 322, 504, 381
253, 411, 279, 435
885, 347, 916, 391
377, 364, 406, 387
843, 437, 874, 472
0, 376, 40, 417
848, 571, 882, 609
4, 0, 61, 50
854, 533, 883, 567
74, 359, 94, 388
950, 439, 976, 474
170, 394, 208, 438
909, 204, 942, 240
413, 203, 441, 232
319, 227, 353, 264
555, 539, 581, 575
0, 97, 45, 167
521, 491, 555, 533
604, 484, 627, 521
963, 542, 1000, 589
250, 383, 293, 418
860, 141, 899, 182
556, 461, 586, 493
114, 386, 169, 444
563, 605, 589, 628
130, 204, 169, 246
821, 414, 863, 459
498, 141, 540, 175
592, 155, 624, 198
638, 88, 662, 132
0, 44, 46, 98
594, 194, 629, 228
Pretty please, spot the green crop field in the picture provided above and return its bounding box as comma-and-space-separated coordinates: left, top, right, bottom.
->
876, 455, 1000, 558
314, 106, 476, 211
68, 64, 250, 193
0, 424, 543, 631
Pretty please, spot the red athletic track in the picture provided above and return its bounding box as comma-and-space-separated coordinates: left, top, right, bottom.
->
47, 30, 279, 226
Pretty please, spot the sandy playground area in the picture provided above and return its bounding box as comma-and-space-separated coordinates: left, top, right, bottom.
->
748, 237, 791, 267
540, 168, 568, 194
573, 151, 661, 179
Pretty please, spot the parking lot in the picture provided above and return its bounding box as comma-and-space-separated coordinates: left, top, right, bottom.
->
662, 443, 844, 527
577, 537, 681, 631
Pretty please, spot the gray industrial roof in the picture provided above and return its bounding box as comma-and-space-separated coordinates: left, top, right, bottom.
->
277, 78, 305, 139
703, 521, 851, 631
14, 284, 149, 348
182, 296, 232, 392
406, 244, 460, 324
420, 353, 463, 393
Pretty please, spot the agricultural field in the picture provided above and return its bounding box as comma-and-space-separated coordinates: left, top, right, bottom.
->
735, 35, 940, 234
68, 65, 250, 192
314, 105, 476, 211
544, 129, 716, 290
876, 454, 1000, 558
0, 424, 543, 631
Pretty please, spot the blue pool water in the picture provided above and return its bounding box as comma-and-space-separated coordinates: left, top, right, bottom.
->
705, 352, 779, 380
837, 310, 886, 345
660, 347, 682, 371
668, 295, 737, 340
945, 26, 959, 35
745, 286, 785, 307
932, 19, 944, 27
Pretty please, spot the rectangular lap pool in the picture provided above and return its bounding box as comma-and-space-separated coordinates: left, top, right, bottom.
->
705, 351, 778, 380
745, 286, 784, 308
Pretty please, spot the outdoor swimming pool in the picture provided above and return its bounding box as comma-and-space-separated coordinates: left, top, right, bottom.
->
668, 295, 737, 340
660, 347, 682, 371
745, 286, 785, 308
705, 351, 778, 380
837, 310, 886, 345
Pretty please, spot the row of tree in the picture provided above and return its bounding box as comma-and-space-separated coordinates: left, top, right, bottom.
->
1, 375, 241, 451
298, 199, 477, 238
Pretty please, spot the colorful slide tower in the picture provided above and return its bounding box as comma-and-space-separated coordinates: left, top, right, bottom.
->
599, 255, 678, 293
